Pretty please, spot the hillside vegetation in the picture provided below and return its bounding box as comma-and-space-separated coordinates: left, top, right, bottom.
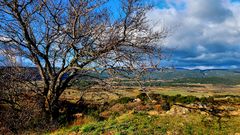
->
49, 93, 240, 135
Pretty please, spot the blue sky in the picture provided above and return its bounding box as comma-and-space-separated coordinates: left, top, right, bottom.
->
146, 0, 240, 70
1, 0, 239, 70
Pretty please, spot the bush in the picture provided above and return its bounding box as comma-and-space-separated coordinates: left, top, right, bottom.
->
115, 97, 134, 104
149, 93, 162, 100
70, 126, 80, 132
83, 108, 104, 121
136, 93, 149, 101
161, 102, 171, 111
147, 93, 204, 104
206, 96, 214, 103
200, 97, 208, 103
82, 124, 96, 132
176, 96, 199, 104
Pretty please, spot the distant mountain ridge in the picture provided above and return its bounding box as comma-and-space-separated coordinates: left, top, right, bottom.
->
1, 66, 240, 81
143, 68, 240, 80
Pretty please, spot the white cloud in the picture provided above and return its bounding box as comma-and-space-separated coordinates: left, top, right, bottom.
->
147, 0, 240, 69
183, 66, 217, 70
187, 0, 232, 23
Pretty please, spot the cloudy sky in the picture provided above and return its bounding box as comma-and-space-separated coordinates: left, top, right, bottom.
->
147, 0, 240, 70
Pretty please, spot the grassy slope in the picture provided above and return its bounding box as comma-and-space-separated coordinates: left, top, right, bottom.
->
52, 69, 240, 135
50, 112, 240, 135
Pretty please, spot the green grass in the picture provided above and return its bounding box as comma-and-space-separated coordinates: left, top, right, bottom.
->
173, 77, 240, 85
111, 76, 240, 87
51, 112, 240, 135
50, 93, 240, 135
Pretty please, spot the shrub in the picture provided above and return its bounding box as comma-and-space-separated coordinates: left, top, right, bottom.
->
161, 102, 171, 111
82, 124, 96, 132
70, 126, 80, 132
136, 93, 149, 101
149, 93, 162, 100
115, 97, 134, 104
184, 124, 194, 135
200, 97, 208, 103
177, 96, 199, 104
134, 104, 151, 111
207, 96, 214, 103
109, 104, 126, 113
84, 108, 103, 121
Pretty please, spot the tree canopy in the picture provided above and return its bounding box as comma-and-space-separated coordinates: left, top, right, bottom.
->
0, 0, 168, 120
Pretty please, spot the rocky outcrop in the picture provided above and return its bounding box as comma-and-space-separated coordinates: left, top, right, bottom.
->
166, 105, 190, 115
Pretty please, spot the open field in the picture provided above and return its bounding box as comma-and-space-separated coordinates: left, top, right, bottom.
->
61, 83, 240, 103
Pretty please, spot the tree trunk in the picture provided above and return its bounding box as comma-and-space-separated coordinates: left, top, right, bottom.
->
38, 95, 50, 120
45, 91, 61, 122
49, 98, 60, 121
37, 96, 60, 122
41, 79, 67, 122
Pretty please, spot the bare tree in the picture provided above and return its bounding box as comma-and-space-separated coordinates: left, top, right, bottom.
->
0, 55, 44, 134
0, 0, 168, 121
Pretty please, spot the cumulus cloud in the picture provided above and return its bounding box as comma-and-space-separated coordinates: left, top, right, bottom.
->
187, 0, 233, 23
147, 0, 240, 69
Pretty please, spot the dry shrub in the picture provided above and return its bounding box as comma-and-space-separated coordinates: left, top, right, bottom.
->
71, 115, 96, 126
100, 111, 112, 119
97, 103, 127, 119
109, 103, 126, 113
125, 101, 142, 110
134, 104, 152, 111
0, 95, 48, 134
154, 104, 163, 112
0, 67, 50, 134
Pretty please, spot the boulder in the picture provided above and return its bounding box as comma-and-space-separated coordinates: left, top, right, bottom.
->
166, 105, 190, 115
148, 110, 159, 116
133, 98, 141, 102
